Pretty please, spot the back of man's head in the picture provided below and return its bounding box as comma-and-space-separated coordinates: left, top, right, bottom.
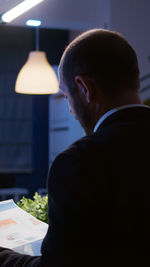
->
60, 29, 140, 97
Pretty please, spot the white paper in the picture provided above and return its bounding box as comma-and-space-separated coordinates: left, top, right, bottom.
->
0, 199, 48, 255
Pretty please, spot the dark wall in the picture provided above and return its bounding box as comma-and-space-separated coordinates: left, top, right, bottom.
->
0, 25, 69, 196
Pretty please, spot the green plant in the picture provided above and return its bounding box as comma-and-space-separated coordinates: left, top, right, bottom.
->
17, 192, 48, 223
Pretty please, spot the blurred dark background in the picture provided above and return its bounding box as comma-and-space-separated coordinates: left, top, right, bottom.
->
0, 25, 69, 198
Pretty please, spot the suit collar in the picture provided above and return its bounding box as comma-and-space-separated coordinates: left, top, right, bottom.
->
94, 105, 150, 132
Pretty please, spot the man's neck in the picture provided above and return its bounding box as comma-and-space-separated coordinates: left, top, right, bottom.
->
92, 90, 143, 132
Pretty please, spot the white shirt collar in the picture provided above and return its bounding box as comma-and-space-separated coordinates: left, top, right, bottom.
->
94, 104, 149, 132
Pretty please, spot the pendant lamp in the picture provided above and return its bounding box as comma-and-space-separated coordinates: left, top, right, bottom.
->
15, 27, 59, 95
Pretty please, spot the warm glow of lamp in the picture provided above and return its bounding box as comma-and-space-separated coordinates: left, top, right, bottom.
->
15, 51, 59, 94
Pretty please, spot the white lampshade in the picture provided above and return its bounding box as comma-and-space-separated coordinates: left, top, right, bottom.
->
15, 51, 59, 94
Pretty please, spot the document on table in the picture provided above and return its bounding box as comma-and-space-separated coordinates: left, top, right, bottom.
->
0, 199, 48, 255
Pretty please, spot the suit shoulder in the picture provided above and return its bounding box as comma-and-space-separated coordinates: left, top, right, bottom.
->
51, 131, 105, 170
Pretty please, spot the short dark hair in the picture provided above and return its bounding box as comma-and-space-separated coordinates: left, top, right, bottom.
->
60, 29, 140, 96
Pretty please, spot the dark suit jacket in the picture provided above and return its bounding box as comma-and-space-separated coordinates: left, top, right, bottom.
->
1, 106, 150, 266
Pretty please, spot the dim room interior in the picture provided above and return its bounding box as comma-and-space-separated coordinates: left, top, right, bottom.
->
0, 0, 150, 201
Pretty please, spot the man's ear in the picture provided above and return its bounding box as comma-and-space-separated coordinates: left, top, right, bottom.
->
74, 75, 94, 103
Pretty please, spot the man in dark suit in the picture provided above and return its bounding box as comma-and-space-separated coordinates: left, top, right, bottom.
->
0, 29, 150, 266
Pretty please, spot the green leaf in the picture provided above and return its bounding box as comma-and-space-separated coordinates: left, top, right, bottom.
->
17, 192, 48, 223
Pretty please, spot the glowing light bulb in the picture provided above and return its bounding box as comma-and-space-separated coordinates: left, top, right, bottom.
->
15, 51, 59, 95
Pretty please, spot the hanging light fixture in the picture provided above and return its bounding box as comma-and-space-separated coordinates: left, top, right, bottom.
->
15, 23, 59, 95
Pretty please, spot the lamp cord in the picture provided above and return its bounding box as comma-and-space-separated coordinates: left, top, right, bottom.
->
35, 27, 39, 51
